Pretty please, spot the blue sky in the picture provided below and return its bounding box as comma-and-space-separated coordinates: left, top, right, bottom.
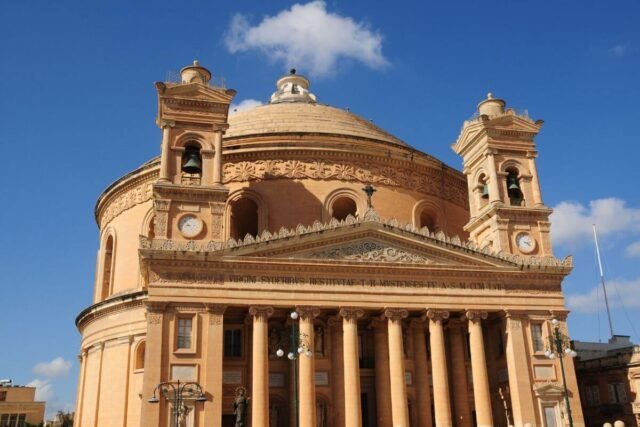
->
1, 0, 639, 417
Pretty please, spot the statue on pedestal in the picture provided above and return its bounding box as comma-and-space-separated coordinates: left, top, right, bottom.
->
233, 387, 250, 427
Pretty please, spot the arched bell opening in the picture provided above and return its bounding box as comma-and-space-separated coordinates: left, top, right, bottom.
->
506, 168, 523, 206
181, 143, 202, 185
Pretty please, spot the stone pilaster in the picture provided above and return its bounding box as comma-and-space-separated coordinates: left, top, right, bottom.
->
427, 309, 452, 427
504, 312, 536, 427
205, 305, 226, 427
297, 306, 320, 427
385, 308, 410, 427
371, 316, 392, 427
466, 311, 493, 427
340, 308, 364, 427
213, 130, 224, 185
158, 121, 174, 183
410, 318, 432, 427
74, 349, 88, 427
250, 306, 274, 427
141, 304, 166, 426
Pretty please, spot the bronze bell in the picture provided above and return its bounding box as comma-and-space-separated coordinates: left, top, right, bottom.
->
481, 184, 489, 199
507, 175, 520, 191
182, 152, 202, 174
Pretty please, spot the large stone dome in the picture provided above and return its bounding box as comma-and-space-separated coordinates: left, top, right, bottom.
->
226, 102, 408, 147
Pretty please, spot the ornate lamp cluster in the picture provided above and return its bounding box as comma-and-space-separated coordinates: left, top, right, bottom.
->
148, 380, 206, 426
276, 311, 313, 360
544, 318, 577, 427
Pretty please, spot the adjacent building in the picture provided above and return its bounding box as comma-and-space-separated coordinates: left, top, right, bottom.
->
0, 385, 45, 426
74, 61, 585, 427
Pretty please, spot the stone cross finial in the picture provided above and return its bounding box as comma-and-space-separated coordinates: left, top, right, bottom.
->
362, 184, 376, 208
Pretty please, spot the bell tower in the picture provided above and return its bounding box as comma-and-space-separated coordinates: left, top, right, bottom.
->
151, 60, 236, 242
452, 94, 553, 256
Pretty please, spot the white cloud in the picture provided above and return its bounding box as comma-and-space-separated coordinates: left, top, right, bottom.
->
611, 42, 630, 57
27, 378, 55, 402
550, 198, 640, 247
230, 99, 263, 115
625, 241, 640, 258
225, 1, 389, 77
33, 357, 72, 378
567, 278, 640, 314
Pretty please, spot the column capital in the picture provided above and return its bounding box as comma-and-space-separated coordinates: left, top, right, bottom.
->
159, 120, 175, 129
384, 308, 409, 322
249, 306, 274, 321
296, 305, 321, 321
339, 307, 364, 322
212, 123, 229, 133
425, 309, 450, 322
466, 310, 488, 323
206, 304, 227, 315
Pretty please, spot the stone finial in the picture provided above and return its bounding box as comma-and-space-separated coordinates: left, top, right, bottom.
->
477, 92, 506, 117
180, 60, 212, 85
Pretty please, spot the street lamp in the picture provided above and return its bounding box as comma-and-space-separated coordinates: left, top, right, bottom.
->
545, 318, 577, 427
148, 380, 207, 427
276, 310, 313, 427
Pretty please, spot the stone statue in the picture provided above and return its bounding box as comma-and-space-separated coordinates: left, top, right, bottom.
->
233, 387, 250, 427
314, 326, 324, 356
177, 403, 190, 427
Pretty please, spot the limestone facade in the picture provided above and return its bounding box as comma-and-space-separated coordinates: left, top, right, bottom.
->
0, 385, 45, 426
74, 62, 585, 427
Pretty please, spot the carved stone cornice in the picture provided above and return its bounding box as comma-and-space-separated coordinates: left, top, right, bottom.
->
339, 308, 365, 322
296, 306, 321, 321
76, 291, 147, 331
248, 306, 274, 321
384, 308, 409, 322
466, 310, 489, 323
425, 309, 450, 322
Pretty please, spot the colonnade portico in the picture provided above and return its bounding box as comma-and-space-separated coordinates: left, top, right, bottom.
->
242, 305, 498, 427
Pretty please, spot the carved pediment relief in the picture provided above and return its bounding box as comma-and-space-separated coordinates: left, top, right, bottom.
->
162, 83, 234, 103
294, 240, 438, 264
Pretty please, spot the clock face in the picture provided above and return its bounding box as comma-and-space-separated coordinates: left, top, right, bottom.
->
178, 214, 203, 238
515, 232, 536, 253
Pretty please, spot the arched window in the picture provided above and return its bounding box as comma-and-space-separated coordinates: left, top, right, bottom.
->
506, 169, 523, 206
419, 210, 436, 231
181, 143, 202, 185
100, 235, 114, 300
134, 341, 146, 371
230, 198, 259, 240
331, 196, 357, 220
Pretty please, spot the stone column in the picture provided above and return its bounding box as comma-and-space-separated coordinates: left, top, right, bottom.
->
504, 312, 536, 427
486, 150, 501, 204
466, 311, 493, 427
141, 304, 165, 426
371, 317, 392, 427
297, 306, 320, 427
159, 121, 174, 183
385, 308, 410, 427
250, 306, 273, 427
340, 308, 364, 427
427, 309, 452, 427
329, 316, 345, 427
449, 319, 472, 427
527, 151, 544, 206
205, 305, 226, 427
411, 318, 432, 427
213, 130, 224, 185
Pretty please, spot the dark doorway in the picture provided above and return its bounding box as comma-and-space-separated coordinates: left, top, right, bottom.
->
222, 414, 235, 427
361, 392, 369, 426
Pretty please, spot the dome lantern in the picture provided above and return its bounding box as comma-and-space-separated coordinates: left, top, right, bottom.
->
477, 92, 505, 117
180, 60, 212, 85
270, 68, 317, 104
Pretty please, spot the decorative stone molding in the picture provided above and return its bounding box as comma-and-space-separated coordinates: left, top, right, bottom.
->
466, 310, 489, 322
100, 180, 154, 228
384, 308, 409, 322
296, 306, 321, 321
309, 241, 432, 264
223, 159, 469, 209
249, 306, 274, 321
138, 211, 573, 271
339, 308, 365, 322
425, 309, 450, 322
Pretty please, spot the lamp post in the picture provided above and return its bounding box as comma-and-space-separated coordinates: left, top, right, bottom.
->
148, 380, 207, 427
545, 318, 577, 427
276, 310, 313, 427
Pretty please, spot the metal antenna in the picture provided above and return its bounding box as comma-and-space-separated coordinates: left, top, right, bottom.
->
593, 224, 615, 338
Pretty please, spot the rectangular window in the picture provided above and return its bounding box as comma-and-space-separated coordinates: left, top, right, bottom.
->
0, 391, 6, 401
585, 385, 600, 406
177, 318, 193, 349
17, 414, 26, 427
531, 323, 544, 352
608, 382, 627, 403
224, 329, 242, 357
